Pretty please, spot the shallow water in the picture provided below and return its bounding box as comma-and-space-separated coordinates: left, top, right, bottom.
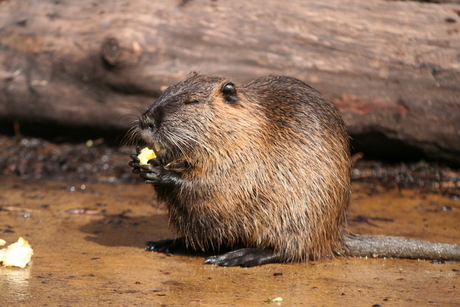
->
0, 178, 459, 306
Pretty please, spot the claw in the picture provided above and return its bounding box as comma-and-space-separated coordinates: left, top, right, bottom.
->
144, 238, 187, 254
147, 158, 161, 166
130, 153, 140, 163
129, 160, 140, 168
203, 248, 280, 267
139, 164, 156, 173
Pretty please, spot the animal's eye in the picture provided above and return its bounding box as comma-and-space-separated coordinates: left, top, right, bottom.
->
185, 99, 199, 105
221, 82, 238, 103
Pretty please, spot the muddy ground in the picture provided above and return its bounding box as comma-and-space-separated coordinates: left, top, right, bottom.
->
0, 135, 459, 306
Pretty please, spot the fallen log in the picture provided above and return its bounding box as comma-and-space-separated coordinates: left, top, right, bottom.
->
0, 0, 459, 164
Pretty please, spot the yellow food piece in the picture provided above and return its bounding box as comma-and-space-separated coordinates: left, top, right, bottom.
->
0, 239, 5, 246
0, 237, 34, 268
138, 147, 156, 166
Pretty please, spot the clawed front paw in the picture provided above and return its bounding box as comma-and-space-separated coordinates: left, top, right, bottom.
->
128, 145, 143, 173
138, 164, 166, 184
129, 146, 164, 183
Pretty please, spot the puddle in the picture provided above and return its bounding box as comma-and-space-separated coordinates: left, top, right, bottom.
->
0, 177, 459, 306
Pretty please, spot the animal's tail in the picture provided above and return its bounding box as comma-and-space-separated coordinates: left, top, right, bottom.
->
343, 233, 460, 261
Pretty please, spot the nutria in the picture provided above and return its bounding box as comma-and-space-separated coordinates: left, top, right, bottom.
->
128, 72, 460, 267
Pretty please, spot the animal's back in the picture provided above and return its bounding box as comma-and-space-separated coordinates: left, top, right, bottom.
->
238, 75, 352, 261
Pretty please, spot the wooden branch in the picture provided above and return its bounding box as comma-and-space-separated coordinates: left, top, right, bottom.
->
0, 0, 459, 164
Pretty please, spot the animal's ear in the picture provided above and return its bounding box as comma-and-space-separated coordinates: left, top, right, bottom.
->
221, 82, 239, 103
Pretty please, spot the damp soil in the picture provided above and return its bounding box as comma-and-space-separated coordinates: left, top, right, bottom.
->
0, 135, 459, 306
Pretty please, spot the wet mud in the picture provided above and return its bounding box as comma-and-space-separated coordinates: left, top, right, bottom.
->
0, 135, 459, 306
0, 179, 459, 306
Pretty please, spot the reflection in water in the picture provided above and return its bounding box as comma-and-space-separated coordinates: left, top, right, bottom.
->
0, 266, 31, 304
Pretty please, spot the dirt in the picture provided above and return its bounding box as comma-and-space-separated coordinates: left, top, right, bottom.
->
0, 135, 459, 306
0, 135, 135, 183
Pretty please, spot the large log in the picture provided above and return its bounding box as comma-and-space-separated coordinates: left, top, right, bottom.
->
1, 0, 459, 164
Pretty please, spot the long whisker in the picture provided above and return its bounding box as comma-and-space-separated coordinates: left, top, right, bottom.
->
163, 130, 194, 163
120, 123, 141, 147
169, 129, 219, 161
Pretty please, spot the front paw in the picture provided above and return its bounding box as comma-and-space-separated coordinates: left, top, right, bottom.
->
128, 146, 143, 174
129, 145, 161, 176
138, 164, 166, 184
137, 163, 181, 186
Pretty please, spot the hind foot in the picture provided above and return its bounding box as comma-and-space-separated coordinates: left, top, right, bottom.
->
144, 238, 188, 256
203, 248, 281, 267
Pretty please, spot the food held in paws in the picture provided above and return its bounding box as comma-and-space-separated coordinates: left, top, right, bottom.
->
138, 147, 156, 166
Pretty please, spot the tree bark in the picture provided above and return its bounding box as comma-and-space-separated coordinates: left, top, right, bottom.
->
1, 0, 459, 164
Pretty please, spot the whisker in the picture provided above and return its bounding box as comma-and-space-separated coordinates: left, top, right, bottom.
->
120, 123, 141, 147
169, 129, 219, 161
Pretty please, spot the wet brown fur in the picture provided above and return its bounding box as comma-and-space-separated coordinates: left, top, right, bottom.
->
131, 72, 351, 262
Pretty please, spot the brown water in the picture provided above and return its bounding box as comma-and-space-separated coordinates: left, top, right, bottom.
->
0, 177, 459, 306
